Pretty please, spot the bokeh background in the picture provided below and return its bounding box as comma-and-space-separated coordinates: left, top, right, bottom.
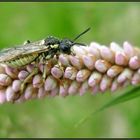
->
0, 2, 140, 138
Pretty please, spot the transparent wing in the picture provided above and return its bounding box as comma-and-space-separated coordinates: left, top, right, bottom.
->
0, 42, 50, 62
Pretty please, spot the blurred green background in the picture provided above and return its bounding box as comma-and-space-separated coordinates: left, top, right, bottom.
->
0, 2, 140, 138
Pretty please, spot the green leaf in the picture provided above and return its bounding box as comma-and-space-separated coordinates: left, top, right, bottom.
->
75, 85, 140, 128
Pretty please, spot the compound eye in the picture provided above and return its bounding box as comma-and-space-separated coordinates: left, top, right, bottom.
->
60, 44, 71, 54
61, 45, 69, 52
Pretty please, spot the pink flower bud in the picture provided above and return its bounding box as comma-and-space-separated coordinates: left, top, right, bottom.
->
5, 66, 18, 79
89, 42, 100, 59
24, 84, 34, 100
18, 70, 29, 81
0, 74, 12, 86
38, 87, 47, 99
50, 87, 59, 97
73, 45, 87, 56
100, 75, 112, 92
68, 81, 81, 95
79, 81, 89, 96
123, 41, 135, 58
0, 89, 6, 104
88, 71, 102, 87
39, 63, 51, 75
107, 65, 123, 78
59, 54, 70, 66
64, 67, 77, 80
82, 54, 96, 70
6, 86, 16, 102
45, 76, 57, 91
33, 74, 43, 88
26, 64, 35, 73
51, 66, 63, 79
12, 80, 22, 92
91, 85, 100, 95
100, 45, 115, 63
59, 81, 69, 97
111, 78, 120, 92
69, 55, 84, 70
76, 69, 91, 82
95, 60, 111, 73
131, 72, 140, 85
129, 56, 140, 70
117, 68, 133, 83
115, 52, 128, 66
110, 42, 124, 53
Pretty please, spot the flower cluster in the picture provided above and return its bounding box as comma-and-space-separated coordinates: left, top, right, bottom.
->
0, 41, 140, 104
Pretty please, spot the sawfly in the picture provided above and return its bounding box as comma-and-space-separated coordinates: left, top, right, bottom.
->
0, 27, 90, 68
0, 27, 90, 101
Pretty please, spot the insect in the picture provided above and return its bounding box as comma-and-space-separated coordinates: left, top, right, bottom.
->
0, 27, 90, 68
0, 27, 90, 101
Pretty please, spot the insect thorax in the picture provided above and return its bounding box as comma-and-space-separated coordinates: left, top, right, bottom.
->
44, 36, 60, 46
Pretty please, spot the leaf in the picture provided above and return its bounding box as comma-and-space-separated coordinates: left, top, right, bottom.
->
75, 85, 140, 128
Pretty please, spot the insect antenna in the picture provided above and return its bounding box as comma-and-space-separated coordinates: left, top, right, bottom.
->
72, 27, 91, 46
73, 27, 91, 42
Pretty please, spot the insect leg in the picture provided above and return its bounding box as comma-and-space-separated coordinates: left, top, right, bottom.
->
55, 52, 65, 72
13, 64, 39, 103
42, 64, 47, 81
39, 53, 50, 82
20, 67, 38, 93
55, 61, 64, 72
52, 53, 65, 86
42, 61, 52, 82
42, 50, 57, 81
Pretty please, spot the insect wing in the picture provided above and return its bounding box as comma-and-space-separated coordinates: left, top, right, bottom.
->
0, 43, 49, 62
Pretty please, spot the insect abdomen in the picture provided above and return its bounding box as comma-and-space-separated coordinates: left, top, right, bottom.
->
4, 54, 38, 68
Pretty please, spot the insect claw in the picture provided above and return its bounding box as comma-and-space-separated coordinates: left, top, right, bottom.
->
55, 61, 64, 72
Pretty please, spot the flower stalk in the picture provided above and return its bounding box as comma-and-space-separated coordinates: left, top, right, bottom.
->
0, 41, 140, 104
